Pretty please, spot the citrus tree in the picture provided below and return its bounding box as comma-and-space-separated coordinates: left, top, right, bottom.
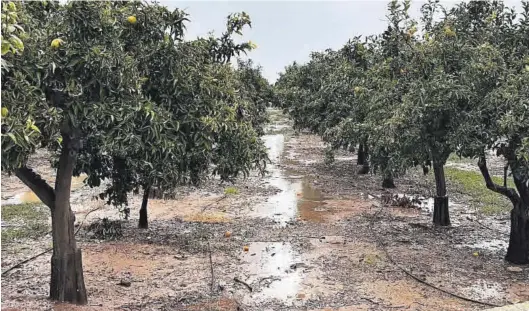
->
1, 1, 151, 303
91, 11, 268, 229
450, 0, 529, 263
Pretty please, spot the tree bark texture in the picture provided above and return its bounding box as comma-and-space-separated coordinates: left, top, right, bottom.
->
357, 144, 366, 166
139, 186, 150, 229
433, 163, 450, 226
49, 135, 88, 304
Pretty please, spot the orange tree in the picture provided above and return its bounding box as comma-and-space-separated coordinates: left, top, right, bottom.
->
451, 0, 529, 263
1, 1, 149, 303
92, 10, 268, 228
1, 0, 268, 303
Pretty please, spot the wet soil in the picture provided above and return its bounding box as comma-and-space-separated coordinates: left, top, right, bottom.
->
1, 110, 528, 311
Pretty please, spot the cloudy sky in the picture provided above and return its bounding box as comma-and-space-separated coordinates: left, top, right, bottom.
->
159, 1, 523, 83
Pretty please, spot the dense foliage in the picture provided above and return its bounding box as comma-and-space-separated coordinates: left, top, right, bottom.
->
1, 0, 272, 303
276, 0, 529, 263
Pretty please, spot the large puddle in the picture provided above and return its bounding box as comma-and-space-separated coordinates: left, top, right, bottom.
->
238, 242, 303, 305
251, 134, 327, 226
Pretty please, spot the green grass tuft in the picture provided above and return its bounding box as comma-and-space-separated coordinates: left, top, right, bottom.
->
224, 186, 239, 195
445, 167, 514, 216
1, 203, 50, 243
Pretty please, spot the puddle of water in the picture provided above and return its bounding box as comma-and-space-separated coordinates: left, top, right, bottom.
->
253, 134, 366, 225
239, 242, 302, 305
2, 175, 87, 205
251, 134, 299, 226
297, 180, 327, 222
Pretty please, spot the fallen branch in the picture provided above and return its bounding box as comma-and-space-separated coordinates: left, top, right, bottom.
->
74, 205, 104, 235
233, 277, 253, 292
366, 207, 501, 308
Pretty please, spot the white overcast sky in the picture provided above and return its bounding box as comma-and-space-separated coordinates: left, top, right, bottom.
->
158, 1, 523, 82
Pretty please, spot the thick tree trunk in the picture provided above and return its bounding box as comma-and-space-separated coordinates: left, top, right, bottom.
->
357, 145, 369, 175
506, 201, 529, 264
357, 144, 366, 166
432, 163, 450, 226
506, 177, 529, 264
139, 187, 150, 229
50, 135, 87, 304
382, 175, 395, 188
478, 156, 528, 264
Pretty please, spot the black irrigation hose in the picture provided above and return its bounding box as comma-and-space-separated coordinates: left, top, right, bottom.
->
1, 248, 52, 276
367, 206, 502, 308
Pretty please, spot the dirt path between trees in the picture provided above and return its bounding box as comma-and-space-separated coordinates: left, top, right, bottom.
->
1, 109, 528, 311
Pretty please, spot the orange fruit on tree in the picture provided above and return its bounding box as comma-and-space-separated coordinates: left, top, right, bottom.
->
243, 245, 249, 252
127, 15, 137, 24
225, 231, 232, 238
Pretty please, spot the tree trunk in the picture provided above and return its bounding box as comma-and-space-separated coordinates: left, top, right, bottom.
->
139, 187, 150, 229
432, 163, 450, 226
357, 144, 365, 165
50, 135, 87, 304
478, 156, 528, 264
357, 145, 369, 175
506, 177, 529, 264
505, 201, 529, 264
382, 175, 395, 188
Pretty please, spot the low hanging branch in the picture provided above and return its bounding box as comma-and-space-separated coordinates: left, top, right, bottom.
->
14, 167, 55, 209
477, 156, 520, 204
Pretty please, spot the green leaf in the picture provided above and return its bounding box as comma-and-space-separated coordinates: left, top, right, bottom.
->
1, 41, 11, 55
7, 133, 17, 144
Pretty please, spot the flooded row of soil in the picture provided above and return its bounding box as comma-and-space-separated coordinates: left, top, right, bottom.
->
1, 110, 527, 311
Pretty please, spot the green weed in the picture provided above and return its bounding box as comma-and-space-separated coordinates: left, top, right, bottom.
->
445, 167, 514, 215
1, 203, 50, 243
224, 186, 239, 195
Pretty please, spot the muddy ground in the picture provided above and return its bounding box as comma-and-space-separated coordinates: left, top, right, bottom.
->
1, 109, 528, 311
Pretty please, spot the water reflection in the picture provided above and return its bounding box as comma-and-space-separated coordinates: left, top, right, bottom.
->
253, 134, 328, 225
239, 242, 302, 304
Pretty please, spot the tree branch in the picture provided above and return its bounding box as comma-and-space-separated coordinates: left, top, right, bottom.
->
14, 166, 55, 209
477, 156, 519, 204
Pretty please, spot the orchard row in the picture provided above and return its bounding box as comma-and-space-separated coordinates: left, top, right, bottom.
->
275, 0, 529, 264
1, 1, 274, 304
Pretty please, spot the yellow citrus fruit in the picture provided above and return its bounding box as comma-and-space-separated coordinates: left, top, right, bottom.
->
473, 251, 479, 257
127, 16, 137, 24
243, 245, 249, 252
50, 38, 63, 49
1, 107, 8, 118
224, 231, 232, 238
444, 26, 456, 37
